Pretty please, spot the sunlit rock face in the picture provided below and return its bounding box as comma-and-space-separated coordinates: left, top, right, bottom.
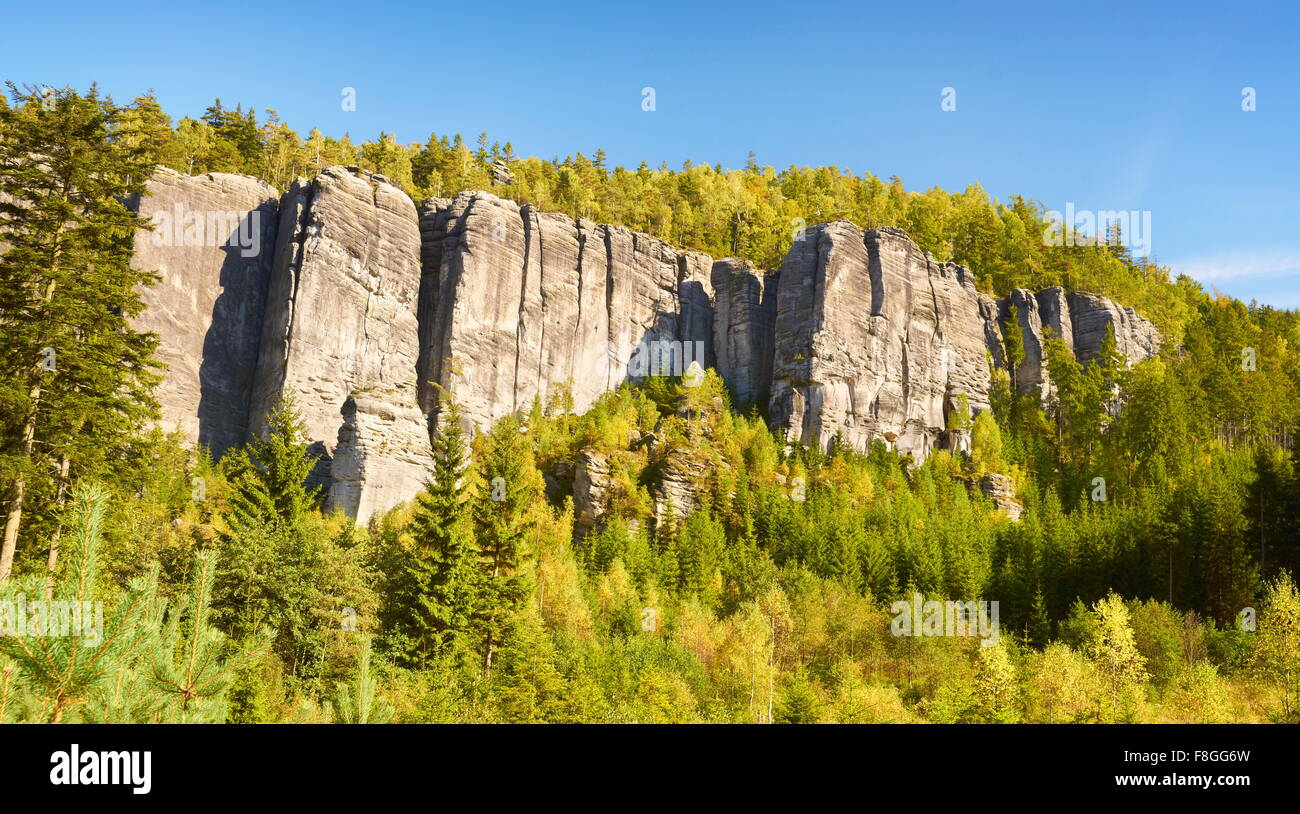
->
416, 189, 714, 433
767, 224, 995, 459
712, 258, 778, 411
127, 168, 280, 458
131, 167, 1161, 521
249, 166, 431, 521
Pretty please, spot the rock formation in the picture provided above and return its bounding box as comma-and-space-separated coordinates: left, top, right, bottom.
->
249, 166, 431, 520
711, 259, 778, 410
417, 190, 714, 432
767, 224, 996, 459
124, 166, 1162, 524
127, 169, 280, 457
978, 473, 1024, 521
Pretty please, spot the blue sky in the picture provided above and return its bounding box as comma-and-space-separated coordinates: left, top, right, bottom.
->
4, 0, 1297, 308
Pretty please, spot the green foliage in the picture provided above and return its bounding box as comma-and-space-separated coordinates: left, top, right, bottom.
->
332, 635, 393, 724
0, 83, 162, 582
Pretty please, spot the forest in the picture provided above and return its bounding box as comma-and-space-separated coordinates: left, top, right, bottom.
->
0, 84, 1298, 724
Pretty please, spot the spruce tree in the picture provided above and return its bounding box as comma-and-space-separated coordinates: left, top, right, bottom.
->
221, 398, 321, 534
472, 413, 536, 675
403, 399, 478, 667
0, 83, 161, 582
214, 398, 324, 668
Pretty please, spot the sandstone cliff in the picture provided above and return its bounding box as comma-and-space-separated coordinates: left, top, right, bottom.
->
767, 224, 996, 458
127, 169, 280, 457
127, 166, 1162, 523
417, 190, 714, 432
249, 166, 431, 520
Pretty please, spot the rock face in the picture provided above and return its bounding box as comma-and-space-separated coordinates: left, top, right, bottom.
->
712, 259, 778, 410
572, 449, 614, 536
418, 190, 714, 433
767, 224, 995, 459
127, 169, 280, 457
128, 166, 1162, 524
250, 167, 431, 520
997, 286, 1161, 403
978, 473, 1024, 521
1068, 291, 1161, 364
1000, 288, 1052, 400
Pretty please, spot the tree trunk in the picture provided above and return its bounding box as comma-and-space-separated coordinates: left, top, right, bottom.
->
44, 456, 71, 597
0, 236, 63, 583
0, 386, 39, 582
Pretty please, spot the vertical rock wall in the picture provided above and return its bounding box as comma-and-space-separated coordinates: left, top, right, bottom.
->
249, 167, 431, 520
767, 224, 994, 458
128, 169, 280, 457
128, 167, 1162, 521
419, 190, 715, 433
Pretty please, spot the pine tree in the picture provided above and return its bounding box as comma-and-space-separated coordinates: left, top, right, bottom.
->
402, 399, 478, 667
147, 552, 271, 723
332, 635, 394, 724
0, 83, 161, 582
471, 414, 537, 675
0, 483, 156, 721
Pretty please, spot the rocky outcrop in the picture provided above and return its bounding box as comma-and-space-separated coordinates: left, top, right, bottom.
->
127, 166, 1163, 526
768, 224, 994, 458
572, 449, 614, 536
711, 259, 778, 410
418, 190, 714, 433
996, 285, 1160, 402
127, 169, 280, 457
250, 166, 431, 520
978, 473, 1024, 521
1068, 291, 1161, 364
999, 288, 1052, 400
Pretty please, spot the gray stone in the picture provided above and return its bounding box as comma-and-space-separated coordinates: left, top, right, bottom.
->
420, 190, 714, 434
978, 473, 1024, 521
711, 258, 778, 410
1068, 291, 1161, 366
127, 168, 279, 457
250, 166, 431, 522
767, 223, 994, 459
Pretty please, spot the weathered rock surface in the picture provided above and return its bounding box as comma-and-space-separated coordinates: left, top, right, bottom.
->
978, 473, 1024, 521
419, 190, 714, 433
572, 449, 613, 536
127, 166, 1163, 526
1068, 290, 1161, 364
127, 168, 280, 457
768, 224, 994, 459
250, 166, 431, 520
711, 259, 778, 410
997, 285, 1160, 402
999, 288, 1052, 400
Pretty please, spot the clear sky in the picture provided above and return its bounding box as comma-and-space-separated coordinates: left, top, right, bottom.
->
3, 0, 1297, 308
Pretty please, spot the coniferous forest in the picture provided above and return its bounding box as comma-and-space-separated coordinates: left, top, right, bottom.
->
3, 82, 1300, 727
